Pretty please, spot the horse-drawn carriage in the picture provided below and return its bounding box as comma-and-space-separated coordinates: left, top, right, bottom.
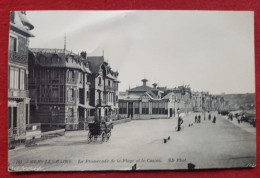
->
88, 122, 114, 143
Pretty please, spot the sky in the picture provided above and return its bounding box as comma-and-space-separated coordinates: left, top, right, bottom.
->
26, 10, 255, 94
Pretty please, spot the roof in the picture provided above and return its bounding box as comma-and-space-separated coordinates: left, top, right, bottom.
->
162, 92, 175, 99
119, 94, 140, 100
87, 56, 104, 74
10, 11, 34, 37
29, 48, 91, 73
128, 85, 155, 92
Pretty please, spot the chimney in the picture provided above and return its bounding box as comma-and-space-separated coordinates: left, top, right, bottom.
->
152, 83, 157, 89
141, 78, 148, 86
80, 51, 87, 59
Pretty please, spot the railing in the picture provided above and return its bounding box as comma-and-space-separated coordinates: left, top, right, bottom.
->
67, 78, 76, 84
67, 97, 76, 102
9, 51, 27, 65
8, 89, 29, 98
105, 85, 117, 91
8, 127, 18, 136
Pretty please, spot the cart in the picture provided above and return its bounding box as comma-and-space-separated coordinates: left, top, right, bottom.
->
88, 122, 113, 143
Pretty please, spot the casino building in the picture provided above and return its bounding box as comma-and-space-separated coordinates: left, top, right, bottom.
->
118, 79, 174, 119
8, 11, 34, 139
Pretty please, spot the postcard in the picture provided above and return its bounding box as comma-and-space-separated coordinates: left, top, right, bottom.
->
8, 10, 256, 171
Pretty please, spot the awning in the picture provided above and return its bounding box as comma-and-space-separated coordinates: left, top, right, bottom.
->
78, 103, 95, 109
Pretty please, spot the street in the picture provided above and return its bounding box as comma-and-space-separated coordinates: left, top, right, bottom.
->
9, 112, 256, 171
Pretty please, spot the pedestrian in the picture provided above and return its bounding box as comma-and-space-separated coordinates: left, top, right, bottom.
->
213, 116, 216, 123
208, 114, 211, 121
195, 115, 197, 123
198, 115, 201, 123
177, 116, 184, 131
230, 114, 233, 121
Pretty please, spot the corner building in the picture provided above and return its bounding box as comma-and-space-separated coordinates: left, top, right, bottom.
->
8, 11, 34, 139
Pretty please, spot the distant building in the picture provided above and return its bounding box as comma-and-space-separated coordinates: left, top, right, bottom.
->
8, 11, 34, 139
118, 79, 174, 119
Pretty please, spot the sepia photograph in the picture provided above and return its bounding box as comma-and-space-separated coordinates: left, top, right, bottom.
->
8, 10, 256, 171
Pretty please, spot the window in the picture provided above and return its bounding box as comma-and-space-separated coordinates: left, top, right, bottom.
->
79, 72, 82, 83
9, 36, 17, 52
98, 77, 102, 85
86, 75, 91, 83
152, 102, 167, 114
134, 102, 139, 114
141, 102, 149, 114
14, 68, 19, 89
68, 88, 75, 101
26, 104, 29, 124
52, 88, 59, 98
53, 70, 59, 79
108, 80, 110, 86
68, 70, 74, 79
9, 67, 14, 89
86, 91, 89, 101
68, 108, 73, 117
119, 102, 127, 114
20, 69, 25, 90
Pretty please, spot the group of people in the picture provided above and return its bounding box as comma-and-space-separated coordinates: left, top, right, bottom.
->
194, 113, 217, 124
194, 115, 201, 123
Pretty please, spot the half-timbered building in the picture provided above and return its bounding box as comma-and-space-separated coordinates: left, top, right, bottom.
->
28, 49, 93, 130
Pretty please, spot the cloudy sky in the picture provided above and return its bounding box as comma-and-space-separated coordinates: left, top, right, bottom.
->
26, 10, 255, 94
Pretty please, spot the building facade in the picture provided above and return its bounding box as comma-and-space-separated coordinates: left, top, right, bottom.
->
8, 11, 34, 139
118, 79, 173, 120
88, 56, 119, 122
28, 49, 93, 130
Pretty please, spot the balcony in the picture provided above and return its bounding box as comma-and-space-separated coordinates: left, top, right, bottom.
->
8, 89, 29, 98
67, 78, 76, 84
67, 97, 76, 103
9, 51, 28, 65
105, 85, 117, 92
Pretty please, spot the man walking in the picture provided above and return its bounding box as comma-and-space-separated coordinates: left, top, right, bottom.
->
213, 116, 216, 123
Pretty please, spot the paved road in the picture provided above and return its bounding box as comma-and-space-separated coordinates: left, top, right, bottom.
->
9, 112, 256, 171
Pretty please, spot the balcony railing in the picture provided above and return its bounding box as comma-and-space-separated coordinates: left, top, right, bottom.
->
67, 97, 76, 103
105, 85, 117, 91
8, 89, 29, 98
9, 51, 27, 65
67, 78, 76, 84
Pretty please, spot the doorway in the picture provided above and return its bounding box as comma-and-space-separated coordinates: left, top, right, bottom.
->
128, 102, 133, 119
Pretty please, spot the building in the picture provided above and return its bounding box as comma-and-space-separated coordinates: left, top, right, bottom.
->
8, 11, 34, 139
118, 79, 173, 119
88, 56, 120, 122
28, 49, 93, 130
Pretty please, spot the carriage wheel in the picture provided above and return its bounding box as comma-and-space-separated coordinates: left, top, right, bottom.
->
101, 132, 106, 143
106, 133, 110, 141
88, 134, 93, 143
107, 132, 111, 140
